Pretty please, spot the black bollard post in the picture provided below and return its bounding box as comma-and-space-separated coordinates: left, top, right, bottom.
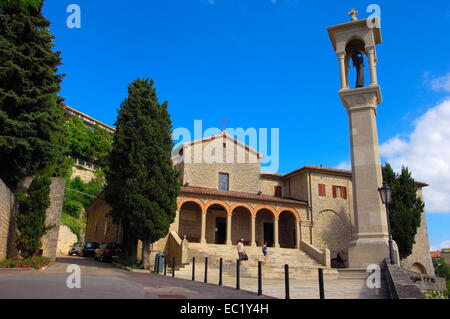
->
236, 259, 240, 290
318, 268, 325, 299
155, 255, 159, 274
204, 257, 208, 283
219, 258, 223, 286
258, 261, 262, 296
285, 264, 290, 299
192, 257, 195, 281
164, 256, 167, 276
172, 257, 175, 278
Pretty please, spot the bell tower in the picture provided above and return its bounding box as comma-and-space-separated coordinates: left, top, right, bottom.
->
327, 12, 394, 268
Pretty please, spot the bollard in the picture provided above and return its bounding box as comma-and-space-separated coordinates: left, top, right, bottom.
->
164, 257, 167, 276
236, 259, 240, 290
285, 264, 290, 299
154, 255, 159, 274
318, 268, 325, 299
204, 257, 208, 283
258, 261, 262, 296
219, 258, 223, 286
172, 257, 175, 278
192, 257, 195, 281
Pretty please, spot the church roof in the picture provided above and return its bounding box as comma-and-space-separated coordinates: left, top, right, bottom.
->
180, 185, 307, 206
174, 130, 264, 158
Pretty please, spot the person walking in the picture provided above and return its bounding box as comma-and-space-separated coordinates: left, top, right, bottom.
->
262, 241, 268, 264
237, 238, 246, 264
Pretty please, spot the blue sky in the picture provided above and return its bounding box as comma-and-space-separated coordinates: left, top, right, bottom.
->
42, 0, 450, 250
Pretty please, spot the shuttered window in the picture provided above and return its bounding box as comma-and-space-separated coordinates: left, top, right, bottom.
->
274, 186, 282, 197
332, 185, 348, 199
318, 184, 326, 197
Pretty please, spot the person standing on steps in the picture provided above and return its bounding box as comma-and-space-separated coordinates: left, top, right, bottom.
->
237, 238, 246, 264
262, 241, 268, 264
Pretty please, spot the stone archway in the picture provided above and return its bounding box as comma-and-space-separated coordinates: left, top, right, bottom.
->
205, 203, 228, 244
231, 206, 252, 246
178, 201, 203, 243
278, 211, 296, 248
255, 208, 275, 247
411, 262, 427, 275
312, 209, 351, 254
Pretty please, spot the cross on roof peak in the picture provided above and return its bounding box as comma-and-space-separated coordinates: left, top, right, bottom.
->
349, 8, 358, 21
221, 118, 226, 131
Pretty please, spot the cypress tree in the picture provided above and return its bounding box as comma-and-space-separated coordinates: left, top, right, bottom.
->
382, 163, 424, 260
15, 173, 54, 257
105, 78, 180, 269
0, 0, 66, 189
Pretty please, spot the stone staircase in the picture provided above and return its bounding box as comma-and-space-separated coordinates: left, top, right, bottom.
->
169, 243, 339, 280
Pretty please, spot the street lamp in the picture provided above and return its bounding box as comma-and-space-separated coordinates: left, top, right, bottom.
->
378, 181, 395, 264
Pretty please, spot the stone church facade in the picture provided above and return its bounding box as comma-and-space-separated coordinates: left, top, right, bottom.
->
85, 130, 434, 275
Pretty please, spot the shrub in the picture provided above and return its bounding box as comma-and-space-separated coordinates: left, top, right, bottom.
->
0, 255, 52, 269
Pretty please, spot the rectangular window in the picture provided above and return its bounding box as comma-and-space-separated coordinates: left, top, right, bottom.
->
318, 184, 326, 197
274, 186, 282, 197
332, 186, 347, 199
218, 173, 229, 191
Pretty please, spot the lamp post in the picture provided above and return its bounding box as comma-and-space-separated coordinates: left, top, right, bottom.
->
378, 181, 395, 264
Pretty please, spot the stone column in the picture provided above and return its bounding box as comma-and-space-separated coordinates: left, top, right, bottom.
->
200, 211, 207, 245
339, 85, 390, 268
251, 216, 256, 247
337, 51, 347, 89
295, 220, 301, 249
273, 218, 280, 248
226, 214, 232, 246
366, 46, 378, 86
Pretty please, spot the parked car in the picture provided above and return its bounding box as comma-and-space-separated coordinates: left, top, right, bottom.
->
78, 242, 99, 257
68, 242, 82, 256
95, 243, 123, 263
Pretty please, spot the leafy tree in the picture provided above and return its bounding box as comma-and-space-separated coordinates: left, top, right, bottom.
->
105, 78, 180, 269
433, 257, 450, 281
0, 0, 66, 189
15, 173, 54, 257
65, 117, 112, 169
382, 163, 424, 260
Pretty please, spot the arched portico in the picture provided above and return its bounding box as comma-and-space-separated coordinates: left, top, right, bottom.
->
176, 196, 302, 248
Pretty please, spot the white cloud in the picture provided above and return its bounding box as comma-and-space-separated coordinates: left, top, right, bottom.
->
335, 161, 351, 170
439, 240, 450, 249
380, 98, 450, 213
431, 72, 450, 92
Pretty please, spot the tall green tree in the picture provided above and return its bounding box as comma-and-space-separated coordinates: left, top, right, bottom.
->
382, 163, 424, 260
0, 0, 67, 189
104, 78, 180, 269
15, 173, 54, 257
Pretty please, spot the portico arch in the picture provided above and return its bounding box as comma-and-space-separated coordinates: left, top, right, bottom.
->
178, 200, 203, 243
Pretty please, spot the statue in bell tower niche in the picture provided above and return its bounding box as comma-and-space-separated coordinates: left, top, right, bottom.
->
351, 51, 365, 88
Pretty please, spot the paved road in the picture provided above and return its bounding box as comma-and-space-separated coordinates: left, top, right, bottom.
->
0, 256, 272, 299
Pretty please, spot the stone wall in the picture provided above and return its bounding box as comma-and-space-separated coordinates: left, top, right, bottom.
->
400, 188, 435, 276
71, 166, 97, 183
16, 177, 66, 260
182, 137, 262, 194
0, 179, 16, 260
56, 225, 78, 256
85, 195, 122, 244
